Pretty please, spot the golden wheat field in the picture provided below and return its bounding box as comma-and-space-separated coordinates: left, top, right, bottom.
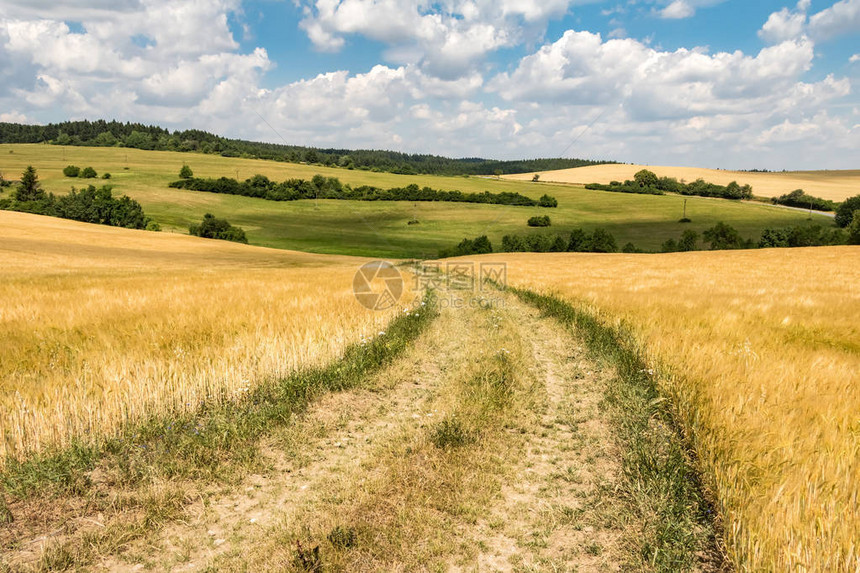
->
505, 164, 860, 202
0, 211, 407, 463
494, 247, 860, 572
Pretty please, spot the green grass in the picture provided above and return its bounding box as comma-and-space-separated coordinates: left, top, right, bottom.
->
0, 143, 832, 257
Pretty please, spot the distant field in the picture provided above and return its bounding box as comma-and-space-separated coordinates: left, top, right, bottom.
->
0, 211, 402, 461
0, 144, 835, 257
494, 247, 860, 572
506, 164, 860, 202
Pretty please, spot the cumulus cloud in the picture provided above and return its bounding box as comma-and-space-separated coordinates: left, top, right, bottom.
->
661, 1, 695, 19
809, 0, 860, 40
298, 0, 575, 79
0, 0, 856, 169
759, 1, 809, 44
759, 0, 860, 44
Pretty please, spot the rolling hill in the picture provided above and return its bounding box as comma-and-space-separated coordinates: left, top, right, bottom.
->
505, 164, 860, 202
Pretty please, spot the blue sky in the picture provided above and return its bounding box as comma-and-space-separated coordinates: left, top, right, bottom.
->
0, 0, 858, 168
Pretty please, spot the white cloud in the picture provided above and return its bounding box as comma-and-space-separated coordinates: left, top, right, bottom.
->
809, 0, 860, 40
0, 0, 856, 169
0, 111, 29, 123
661, 1, 695, 19
759, 3, 808, 44
298, 0, 576, 79
850, 54, 860, 63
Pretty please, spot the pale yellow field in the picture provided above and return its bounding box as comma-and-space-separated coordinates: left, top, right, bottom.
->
495, 248, 860, 572
0, 211, 406, 462
505, 164, 860, 202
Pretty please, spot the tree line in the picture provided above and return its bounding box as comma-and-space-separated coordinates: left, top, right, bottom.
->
586, 169, 754, 200
440, 216, 860, 257
0, 166, 153, 229
0, 120, 613, 176
169, 172, 557, 207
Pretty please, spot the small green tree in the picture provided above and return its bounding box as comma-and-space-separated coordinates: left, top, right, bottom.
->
633, 169, 659, 188
13, 166, 46, 202
80, 166, 97, 178
678, 229, 698, 251
835, 195, 860, 228
703, 222, 744, 250
532, 174, 540, 182
63, 165, 80, 177
847, 211, 860, 245
538, 194, 558, 208
567, 228, 589, 252
179, 164, 193, 179
589, 228, 618, 253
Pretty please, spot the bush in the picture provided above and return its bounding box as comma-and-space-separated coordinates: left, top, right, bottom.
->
439, 235, 492, 258
63, 165, 80, 177
101, 173, 111, 179
847, 212, 860, 245
179, 164, 193, 179
678, 229, 698, 251
189, 213, 248, 243
835, 195, 860, 228
527, 215, 551, 227
146, 220, 162, 232
589, 228, 618, 253
80, 167, 97, 178
703, 222, 744, 250
567, 228, 589, 252
538, 194, 558, 208
54, 185, 149, 229
772, 189, 835, 212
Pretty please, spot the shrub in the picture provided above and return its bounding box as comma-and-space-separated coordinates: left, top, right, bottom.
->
101, 173, 111, 179
589, 228, 618, 253
146, 220, 162, 232
679, 229, 699, 251
527, 215, 551, 227
772, 189, 835, 212
703, 222, 744, 250
532, 174, 540, 182
538, 194, 558, 207
80, 167, 97, 178
835, 195, 860, 228
62, 165, 80, 177
567, 228, 589, 252
179, 164, 193, 179
438, 235, 492, 258
189, 213, 248, 243
847, 212, 860, 245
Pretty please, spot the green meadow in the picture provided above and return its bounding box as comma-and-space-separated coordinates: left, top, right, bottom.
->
0, 143, 830, 258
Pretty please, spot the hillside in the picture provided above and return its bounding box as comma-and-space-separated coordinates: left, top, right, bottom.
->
0, 120, 608, 177
506, 164, 860, 202
0, 144, 832, 257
